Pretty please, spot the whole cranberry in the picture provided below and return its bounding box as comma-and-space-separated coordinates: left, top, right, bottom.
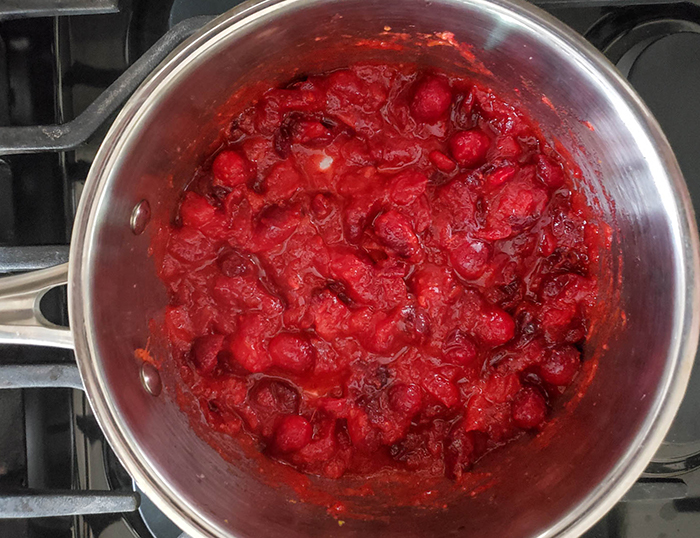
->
410, 76, 452, 122
212, 150, 253, 188
512, 388, 547, 430
449, 130, 491, 168
540, 345, 581, 386
275, 414, 312, 452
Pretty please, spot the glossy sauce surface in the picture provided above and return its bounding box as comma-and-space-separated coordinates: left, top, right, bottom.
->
156, 63, 600, 480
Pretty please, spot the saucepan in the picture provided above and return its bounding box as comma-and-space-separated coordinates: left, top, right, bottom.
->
0, 0, 698, 537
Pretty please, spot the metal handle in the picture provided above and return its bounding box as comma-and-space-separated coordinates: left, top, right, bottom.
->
0, 490, 139, 518
0, 263, 73, 349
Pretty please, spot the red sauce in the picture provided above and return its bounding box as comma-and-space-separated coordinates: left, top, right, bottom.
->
155, 63, 600, 482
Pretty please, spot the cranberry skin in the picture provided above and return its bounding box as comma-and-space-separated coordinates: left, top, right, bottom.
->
212, 150, 252, 188
540, 345, 581, 386
512, 388, 547, 429
191, 334, 225, 375
373, 210, 422, 259
410, 76, 452, 122
449, 130, 491, 168
536, 154, 565, 189
275, 414, 313, 452
268, 333, 315, 374
250, 378, 300, 415
450, 239, 491, 280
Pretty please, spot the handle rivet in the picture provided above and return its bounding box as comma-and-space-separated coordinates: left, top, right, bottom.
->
140, 362, 162, 396
130, 200, 151, 235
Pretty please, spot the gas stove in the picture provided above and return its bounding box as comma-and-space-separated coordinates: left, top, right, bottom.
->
0, 1, 698, 537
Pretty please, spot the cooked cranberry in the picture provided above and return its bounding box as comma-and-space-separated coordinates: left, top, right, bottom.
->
388, 383, 423, 416
443, 331, 478, 366
540, 345, 581, 386
268, 333, 315, 374
180, 192, 217, 229
536, 154, 565, 189
445, 427, 488, 479
450, 239, 491, 280
311, 193, 333, 219
389, 170, 428, 206
494, 136, 522, 159
512, 388, 547, 429
292, 120, 333, 146
212, 149, 253, 188
474, 307, 515, 346
250, 378, 300, 415
275, 415, 313, 452
449, 130, 491, 167
429, 150, 457, 173
373, 210, 422, 259
229, 315, 272, 373
191, 334, 225, 375
485, 165, 517, 190
264, 160, 302, 202
218, 250, 253, 277
252, 205, 300, 251
157, 62, 600, 482
410, 76, 452, 122
422, 372, 460, 408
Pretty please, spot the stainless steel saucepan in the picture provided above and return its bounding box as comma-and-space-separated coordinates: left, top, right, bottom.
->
0, 0, 698, 537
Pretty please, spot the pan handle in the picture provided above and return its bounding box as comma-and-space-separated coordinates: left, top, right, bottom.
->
0, 263, 73, 349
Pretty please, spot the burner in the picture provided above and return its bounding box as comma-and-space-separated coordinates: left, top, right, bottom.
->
169, 0, 242, 26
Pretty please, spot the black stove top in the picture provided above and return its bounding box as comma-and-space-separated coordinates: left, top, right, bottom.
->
0, 1, 699, 537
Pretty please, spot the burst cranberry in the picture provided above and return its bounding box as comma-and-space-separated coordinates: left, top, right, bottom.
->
443, 331, 478, 366
229, 315, 271, 373
191, 334, 225, 375
275, 415, 313, 452
212, 149, 253, 188
373, 210, 422, 259
449, 129, 491, 167
410, 76, 452, 122
218, 250, 253, 277
311, 193, 333, 218
252, 205, 300, 251
268, 333, 315, 374
536, 154, 565, 188
389, 170, 428, 206
512, 388, 547, 429
445, 427, 488, 479
180, 192, 217, 229
422, 373, 460, 408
